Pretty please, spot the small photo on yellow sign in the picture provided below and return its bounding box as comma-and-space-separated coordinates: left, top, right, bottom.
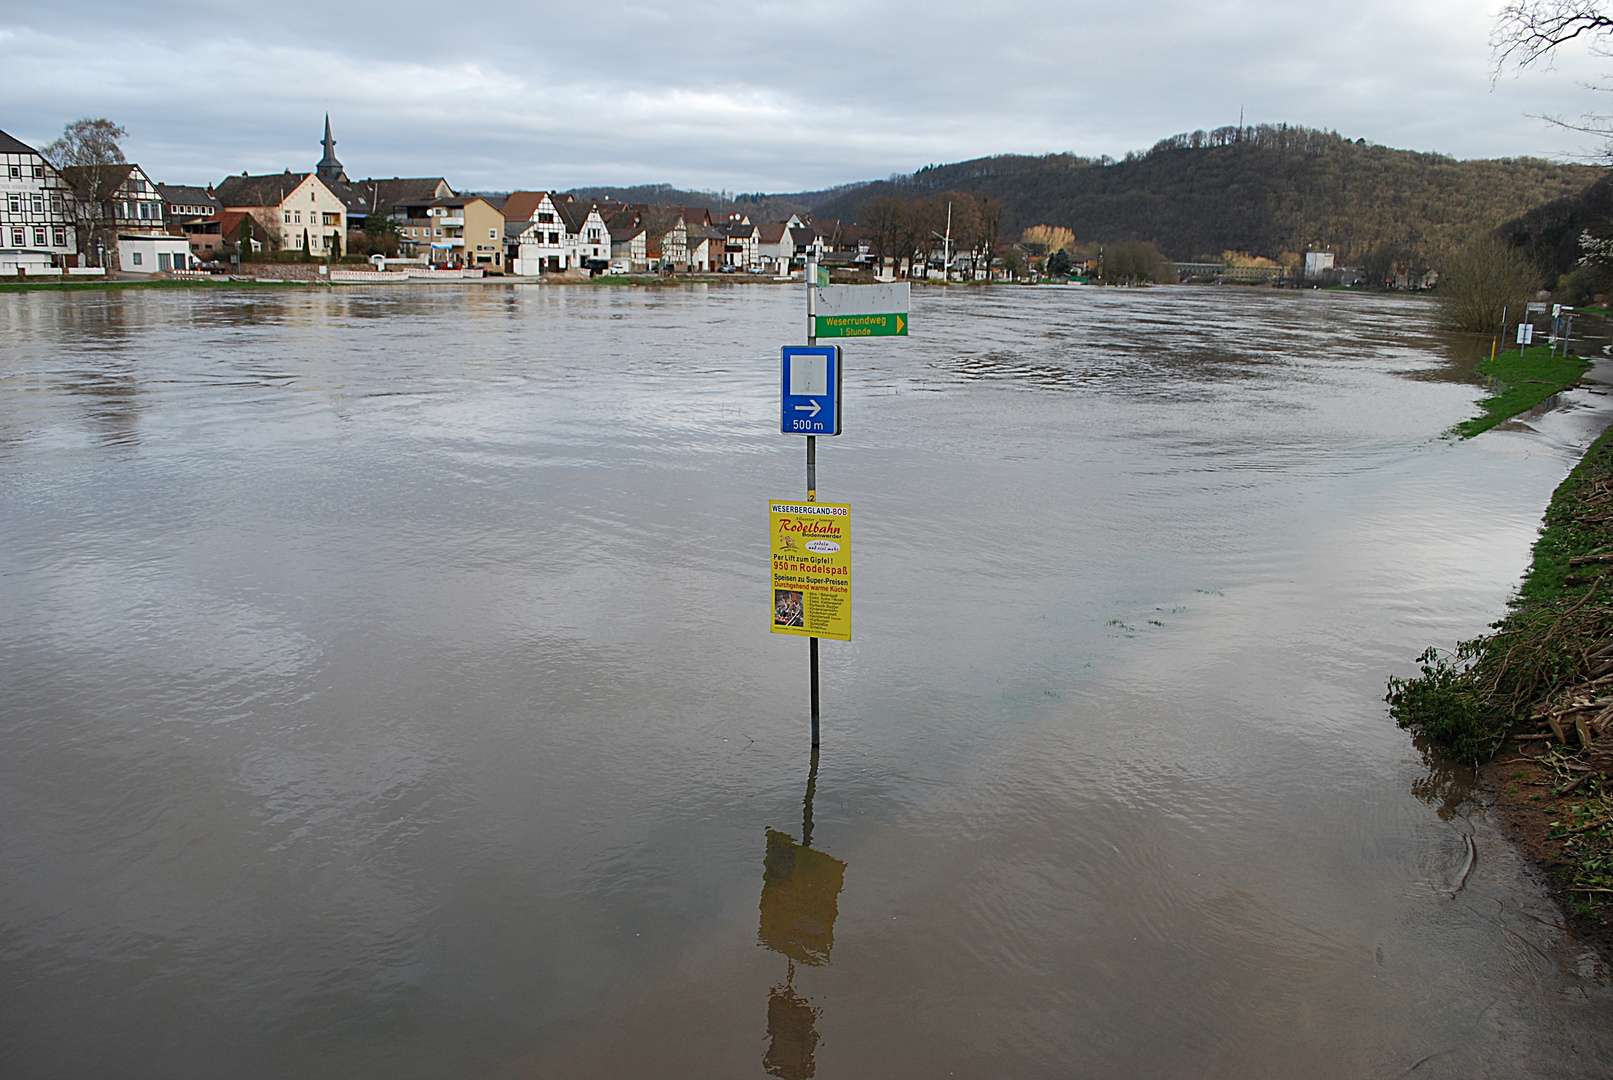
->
769, 500, 850, 641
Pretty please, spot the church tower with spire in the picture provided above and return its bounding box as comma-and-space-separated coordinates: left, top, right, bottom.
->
316, 114, 346, 183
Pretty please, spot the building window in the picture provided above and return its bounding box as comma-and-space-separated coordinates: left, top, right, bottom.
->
132, 251, 143, 265
33, 164, 43, 178
284, 211, 291, 223
158, 253, 172, 271
489, 228, 497, 239
33, 228, 45, 246
548, 232, 558, 244
538, 212, 554, 223
33, 196, 44, 215
10, 228, 21, 245
7, 195, 17, 214
8, 165, 17, 177
294, 211, 301, 224
52, 227, 65, 247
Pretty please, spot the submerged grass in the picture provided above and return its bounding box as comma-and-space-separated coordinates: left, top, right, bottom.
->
1454, 344, 1590, 438
1388, 427, 1613, 757
1391, 426, 1613, 930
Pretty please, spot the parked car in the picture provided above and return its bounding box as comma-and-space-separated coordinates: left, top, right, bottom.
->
608, 260, 630, 275
718, 263, 741, 273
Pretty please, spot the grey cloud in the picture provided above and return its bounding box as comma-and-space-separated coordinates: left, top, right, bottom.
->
1, 0, 1608, 192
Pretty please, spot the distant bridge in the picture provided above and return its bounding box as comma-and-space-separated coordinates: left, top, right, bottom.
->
1172, 263, 1288, 283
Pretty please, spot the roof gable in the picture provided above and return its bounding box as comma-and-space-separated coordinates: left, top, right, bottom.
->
359, 177, 455, 212
215, 172, 313, 208
501, 190, 550, 222
0, 128, 40, 156
157, 184, 220, 208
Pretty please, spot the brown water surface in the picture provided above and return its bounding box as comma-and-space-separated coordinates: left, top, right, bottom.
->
3, 283, 1613, 1078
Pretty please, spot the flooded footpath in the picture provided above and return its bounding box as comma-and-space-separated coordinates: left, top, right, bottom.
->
3, 283, 1613, 1078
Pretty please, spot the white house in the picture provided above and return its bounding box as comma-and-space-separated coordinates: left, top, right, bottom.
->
0, 127, 77, 272
104, 163, 195, 272
723, 214, 759, 268
756, 221, 797, 273
505, 191, 609, 274
116, 233, 195, 274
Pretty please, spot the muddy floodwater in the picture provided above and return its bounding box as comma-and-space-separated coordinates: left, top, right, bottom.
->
6, 283, 1613, 1078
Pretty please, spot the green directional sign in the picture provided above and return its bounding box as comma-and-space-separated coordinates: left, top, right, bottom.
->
816, 311, 906, 337
814, 282, 909, 338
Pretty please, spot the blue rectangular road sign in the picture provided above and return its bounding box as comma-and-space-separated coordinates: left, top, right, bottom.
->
781, 344, 842, 435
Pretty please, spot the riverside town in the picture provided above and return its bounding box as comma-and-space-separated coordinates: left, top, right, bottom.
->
0, 116, 1458, 288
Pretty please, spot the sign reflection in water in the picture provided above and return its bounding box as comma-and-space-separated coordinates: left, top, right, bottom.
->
759, 750, 845, 1079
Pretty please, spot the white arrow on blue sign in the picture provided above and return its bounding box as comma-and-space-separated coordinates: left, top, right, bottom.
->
781, 344, 842, 436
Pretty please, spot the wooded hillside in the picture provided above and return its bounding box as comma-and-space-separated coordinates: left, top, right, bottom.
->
804, 125, 1603, 268
1497, 171, 1613, 280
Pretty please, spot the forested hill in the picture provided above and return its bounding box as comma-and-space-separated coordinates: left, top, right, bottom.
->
804, 125, 1603, 266
1497, 171, 1613, 280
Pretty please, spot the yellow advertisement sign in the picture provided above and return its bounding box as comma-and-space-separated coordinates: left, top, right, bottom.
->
770, 500, 851, 641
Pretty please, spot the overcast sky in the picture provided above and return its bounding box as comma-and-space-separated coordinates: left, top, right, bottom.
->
2, 1, 1610, 193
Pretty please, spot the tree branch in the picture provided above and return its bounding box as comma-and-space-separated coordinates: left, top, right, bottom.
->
1494, 1, 1613, 72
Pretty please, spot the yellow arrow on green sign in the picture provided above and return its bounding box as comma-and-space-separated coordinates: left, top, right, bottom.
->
815, 312, 906, 337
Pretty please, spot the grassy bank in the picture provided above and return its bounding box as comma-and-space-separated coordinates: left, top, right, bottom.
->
1389, 426, 1613, 941
1454, 343, 1590, 438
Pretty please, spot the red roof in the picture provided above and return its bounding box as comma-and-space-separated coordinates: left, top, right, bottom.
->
501, 191, 549, 223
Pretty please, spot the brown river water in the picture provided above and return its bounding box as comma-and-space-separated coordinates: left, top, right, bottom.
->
4, 283, 1613, 1078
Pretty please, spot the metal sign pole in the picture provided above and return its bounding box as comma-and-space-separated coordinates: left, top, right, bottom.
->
806, 254, 821, 747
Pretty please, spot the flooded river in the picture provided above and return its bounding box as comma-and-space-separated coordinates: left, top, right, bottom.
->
4, 282, 1613, 1078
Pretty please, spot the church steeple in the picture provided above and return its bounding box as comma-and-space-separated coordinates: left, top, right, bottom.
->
316, 114, 345, 182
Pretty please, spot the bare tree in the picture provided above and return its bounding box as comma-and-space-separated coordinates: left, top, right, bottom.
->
856, 195, 906, 275
1494, 3, 1613, 148
974, 195, 1005, 280
639, 206, 681, 272
41, 119, 127, 268
1103, 242, 1173, 285
904, 198, 944, 278
934, 192, 982, 277
1439, 237, 1542, 332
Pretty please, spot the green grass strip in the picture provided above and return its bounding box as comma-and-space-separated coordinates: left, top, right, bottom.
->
1455, 343, 1591, 439
1517, 423, 1613, 606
